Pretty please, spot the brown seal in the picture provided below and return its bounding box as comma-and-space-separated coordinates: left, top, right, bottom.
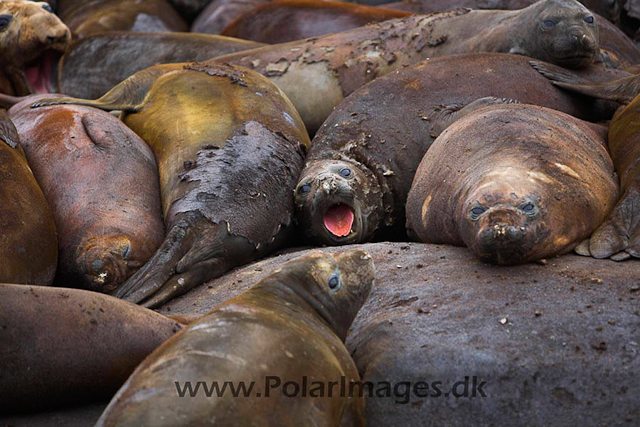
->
220, 0, 411, 44
0, 0, 71, 95
55, 31, 263, 99
6, 94, 164, 293
0, 283, 183, 413
0, 110, 57, 286
405, 103, 619, 265
57, 0, 188, 39
95, 249, 373, 427
211, 0, 601, 132
32, 62, 310, 307
532, 61, 640, 260
293, 53, 627, 246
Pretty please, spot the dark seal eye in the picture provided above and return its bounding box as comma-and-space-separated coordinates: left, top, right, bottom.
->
520, 202, 537, 216
339, 168, 352, 178
584, 16, 594, 24
470, 206, 486, 219
541, 20, 556, 29
328, 274, 341, 290
0, 15, 13, 31
42, 4, 53, 12
297, 184, 311, 195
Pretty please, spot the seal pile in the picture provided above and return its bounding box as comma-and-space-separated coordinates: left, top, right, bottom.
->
0, 0, 639, 425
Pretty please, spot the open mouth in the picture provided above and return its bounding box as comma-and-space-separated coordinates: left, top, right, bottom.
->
24, 50, 58, 94
323, 204, 355, 237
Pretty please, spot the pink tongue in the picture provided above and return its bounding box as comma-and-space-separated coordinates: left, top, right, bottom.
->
25, 52, 54, 94
324, 204, 354, 237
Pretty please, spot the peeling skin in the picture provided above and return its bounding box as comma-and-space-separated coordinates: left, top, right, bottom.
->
406, 103, 619, 265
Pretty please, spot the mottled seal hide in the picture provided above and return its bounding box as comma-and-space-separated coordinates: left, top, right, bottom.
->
32, 62, 310, 307
9, 94, 165, 293
406, 103, 619, 265
294, 53, 627, 246
0, 110, 57, 287
0, 0, 70, 95
96, 250, 374, 427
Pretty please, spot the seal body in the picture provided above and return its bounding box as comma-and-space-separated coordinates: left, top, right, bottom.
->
0, 0, 70, 95
9, 95, 165, 293
32, 62, 311, 307
220, 0, 410, 44
0, 283, 183, 413
56, 32, 263, 99
406, 103, 619, 265
0, 110, 57, 286
57, 0, 188, 38
212, 0, 601, 132
96, 250, 374, 427
294, 53, 627, 246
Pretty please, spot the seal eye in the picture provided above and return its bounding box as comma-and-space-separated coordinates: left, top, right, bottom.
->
0, 15, 13, 31
470, 206, 486, 219
297, 184, 311, 195
42, 4, 53, 12
339, 168, 352, 178
519, 202, 537, 216
584, 16, 594, 24
328, 274, 341, 291
541, 20, 556, 29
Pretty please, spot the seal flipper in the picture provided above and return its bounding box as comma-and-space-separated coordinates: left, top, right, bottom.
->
30, 67, 167, 112
530, 61, 640, 104
429, 97, 519, 135
0, 110, 19, 148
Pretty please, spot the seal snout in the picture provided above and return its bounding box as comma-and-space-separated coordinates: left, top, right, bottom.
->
76, 235, 137, 293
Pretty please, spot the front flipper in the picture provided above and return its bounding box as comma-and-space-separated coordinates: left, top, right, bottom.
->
428, 97, 519, 135
530, 61, 640, 104
0, 110, 19, 148
576, 186, 640, 261
30, 67, 167, 112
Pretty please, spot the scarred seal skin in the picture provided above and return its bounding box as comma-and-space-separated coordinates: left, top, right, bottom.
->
55, 31, 264, 99
57, 0, 188, 39
95, 249, 374, 427
294, 53, 628, 246
0, 0, 71, 95
0, 283, 183, 413
532, 61, 640, 261
220, 0, 411, 44
405, 103, 619, 265
8, 94, 164, 294
0, 110, 57, 286
211, 0, 601, 132
31, 62, 311, 308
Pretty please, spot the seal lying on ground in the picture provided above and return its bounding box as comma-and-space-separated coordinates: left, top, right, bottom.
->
5, 94, 164, 293
32, 62, 310, 307
405, 103, 618, 265
55, 32, 263, 99
0, 110, 57, 287
210, 0, 601, 132
220, 0, 410, 44
532, 61, 640, 260
0, 0, 71, 95
57, 0, 188, 38
96, 250, 373, 427
0, 283, 183, 413
294, 53, 627, 246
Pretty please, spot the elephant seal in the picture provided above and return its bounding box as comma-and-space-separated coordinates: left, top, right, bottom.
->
32, 62, 310, 307
0, 110, 57, 286
55, 32, 263, 99
57, 0, 188, 39
532, 61, 640, 260
0, 0, 71, 95
211, 0, 601, 132
220, 0, 410, 44
6, 94, 164, 293
406, 103, 619, 265
96, 249, 373, 427
0, 283, 183, 413
294, 53, 627, 246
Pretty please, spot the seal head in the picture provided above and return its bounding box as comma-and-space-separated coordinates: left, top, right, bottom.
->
255, 249, 375, 341
295, 159, 383, 246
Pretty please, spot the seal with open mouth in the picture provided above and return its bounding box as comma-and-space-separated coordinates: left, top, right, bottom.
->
0, 0, 71, 95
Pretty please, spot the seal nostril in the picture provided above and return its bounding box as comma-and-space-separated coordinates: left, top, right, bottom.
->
91, 259, 104, 271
